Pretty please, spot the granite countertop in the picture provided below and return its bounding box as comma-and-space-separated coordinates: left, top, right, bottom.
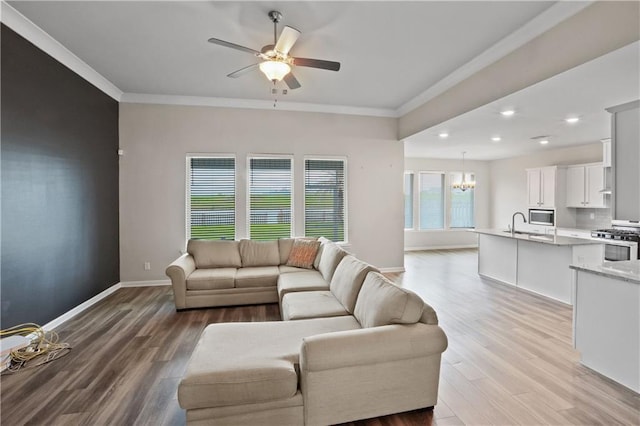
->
570, 260, 640, 284
472, 229, 604, 247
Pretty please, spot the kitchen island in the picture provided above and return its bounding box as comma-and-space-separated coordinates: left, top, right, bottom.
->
570, 260, 639, 393
473, 229, 602, 305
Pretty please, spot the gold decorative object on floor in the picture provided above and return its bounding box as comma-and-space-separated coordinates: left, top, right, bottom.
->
0, 323, 71, 373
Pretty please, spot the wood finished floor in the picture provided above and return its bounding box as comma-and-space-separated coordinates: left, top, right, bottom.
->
1, 249, 639, 425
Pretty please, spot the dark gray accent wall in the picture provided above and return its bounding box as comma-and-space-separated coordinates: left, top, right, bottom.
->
1, 24, 119, 328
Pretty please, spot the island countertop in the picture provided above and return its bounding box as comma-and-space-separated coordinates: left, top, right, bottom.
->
472, 229, 604, 247
570, 260, 640, 284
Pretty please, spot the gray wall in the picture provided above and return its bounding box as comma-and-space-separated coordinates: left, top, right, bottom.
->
1, 25, 120, 327
118, 103, 404, 281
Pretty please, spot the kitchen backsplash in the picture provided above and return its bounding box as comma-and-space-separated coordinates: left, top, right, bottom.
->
575, 208, 612, 229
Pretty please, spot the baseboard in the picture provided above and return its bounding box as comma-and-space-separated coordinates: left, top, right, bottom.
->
379, 267, 406, 273
41, 282, 122, 331
120, 280, 171, 287
404, 244, 478, 252
479, 273, 572, 307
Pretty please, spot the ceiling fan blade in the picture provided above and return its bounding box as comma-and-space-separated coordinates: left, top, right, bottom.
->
293, 57, 341, 72
208, 37, 261, 56
274, 26, 301, 55
284, 72, 301, 90
227, 63, 259, 78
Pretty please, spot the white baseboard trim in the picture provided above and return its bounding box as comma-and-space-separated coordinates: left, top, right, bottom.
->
379, 267, 406, 273
120, 279, 171, 287
404, 244, 478, 252
41, 282, 122, 331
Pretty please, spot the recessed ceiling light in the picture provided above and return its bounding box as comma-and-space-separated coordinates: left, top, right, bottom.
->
501, 110, 515, 117
540, 140, 549, 145
565, 117, 580, 124
438, 132, 449, 138
491, 136, 501, 142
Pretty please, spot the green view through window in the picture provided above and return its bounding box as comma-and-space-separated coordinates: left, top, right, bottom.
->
188, 156, 235, 240
305, 159, 346, 242
249, 157, 292, 240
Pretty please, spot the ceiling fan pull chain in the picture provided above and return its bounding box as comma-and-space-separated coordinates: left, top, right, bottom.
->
272, 82, 278, 108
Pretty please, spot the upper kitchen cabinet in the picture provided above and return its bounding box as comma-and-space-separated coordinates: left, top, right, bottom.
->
527, 166, 558, 208
566, 163, 606, 208
607, 100, 640, 222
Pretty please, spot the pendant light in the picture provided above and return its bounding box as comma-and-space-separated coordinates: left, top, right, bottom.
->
452, 151, 476, 191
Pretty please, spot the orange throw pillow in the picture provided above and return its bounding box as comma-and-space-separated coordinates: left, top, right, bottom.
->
286, 239, 320, 269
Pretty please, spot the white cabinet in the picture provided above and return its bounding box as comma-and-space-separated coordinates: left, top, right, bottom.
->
601, 138, 612, 167
527, 166, 556, 208
566, 163, 606, 208
607, 100, 640, 221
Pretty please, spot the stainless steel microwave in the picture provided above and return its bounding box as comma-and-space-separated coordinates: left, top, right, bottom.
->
529, 209, 555, 226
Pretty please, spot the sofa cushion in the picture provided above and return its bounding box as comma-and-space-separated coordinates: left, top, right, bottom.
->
277, 270, 329, 303
178, 316, 361, 410
278, 265, 310, 274
235, 266, 279, 288
281, 291, 349, 320
187, 240, 241, 268
186, 268, 236, 290
317, 240, 347, 282
313, 237, 327, 270
354, 272, 424, 328
239, 239, 280, 267
286, 239, 320, 269
329, 255, 378, 314
278, 238, 295, 264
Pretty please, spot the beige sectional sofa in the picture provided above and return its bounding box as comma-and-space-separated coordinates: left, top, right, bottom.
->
166, 237, 346, 310
168, 237, 448, 425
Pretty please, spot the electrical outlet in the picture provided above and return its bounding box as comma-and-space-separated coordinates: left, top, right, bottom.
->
590, 213, 595, 220
144, 262, 151, 271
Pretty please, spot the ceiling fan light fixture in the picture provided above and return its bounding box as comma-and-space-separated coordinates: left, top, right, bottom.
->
259, 60, 291, 82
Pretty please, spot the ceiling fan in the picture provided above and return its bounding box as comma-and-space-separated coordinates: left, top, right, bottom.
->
208, 10, 341, 90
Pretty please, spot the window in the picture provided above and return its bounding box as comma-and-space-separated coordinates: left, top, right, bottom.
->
187, 156, 235, 240
450, 172, 475, 228
248, 157, 292, 240
419, 172, 444, 230
305, 159, 346, 242
404, 172, 414, 229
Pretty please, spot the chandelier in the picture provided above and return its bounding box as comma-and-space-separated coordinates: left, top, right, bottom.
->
452, 151, 476, 192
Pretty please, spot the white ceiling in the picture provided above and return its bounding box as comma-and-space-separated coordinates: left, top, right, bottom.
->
7, 1, 637, 161
404, 41, 640, 160
8, 1, 556, 111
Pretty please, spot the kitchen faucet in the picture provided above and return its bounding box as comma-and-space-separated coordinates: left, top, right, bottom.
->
511, 212, 527, 235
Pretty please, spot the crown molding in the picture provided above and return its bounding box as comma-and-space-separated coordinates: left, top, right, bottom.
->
1, 0, 593, 118
121, 93, 399, 118
396, 1, 594, 116
1, 1, 123, 101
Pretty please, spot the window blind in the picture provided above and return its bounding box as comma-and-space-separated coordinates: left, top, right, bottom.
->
404, 173, 414, 229
248, 157, 292, 240
450, 172, 475, 228
188, 157, 235, 240
419, 172, 444, 230
305, 159, 346, 242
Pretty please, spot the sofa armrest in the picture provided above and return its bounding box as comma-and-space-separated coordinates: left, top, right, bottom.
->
299, 323, 448, 426
300, 323, 447, 372
166, 253, 196, 310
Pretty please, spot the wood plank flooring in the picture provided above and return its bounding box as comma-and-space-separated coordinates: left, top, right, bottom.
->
1, 249, 639, 425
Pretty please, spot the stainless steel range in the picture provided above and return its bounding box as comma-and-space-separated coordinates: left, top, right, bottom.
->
591, 221, 640, 261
